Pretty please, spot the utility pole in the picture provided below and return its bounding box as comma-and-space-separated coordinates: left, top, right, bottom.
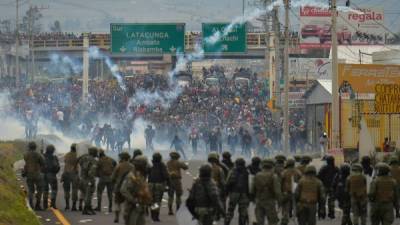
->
29, 4, 49, 83
264, 0, 272, 99
331, 0, 340, 149
272, 6, 280, 108
82, 33, 89, 102
283, 0, 290, 154
15, 0, 19, 87
242, 0, 245, 16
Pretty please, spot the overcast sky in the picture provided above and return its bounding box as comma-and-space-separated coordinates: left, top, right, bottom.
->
0, 0, 398, 33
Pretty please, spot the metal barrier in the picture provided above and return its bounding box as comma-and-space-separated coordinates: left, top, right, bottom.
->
32, 33, 300, 50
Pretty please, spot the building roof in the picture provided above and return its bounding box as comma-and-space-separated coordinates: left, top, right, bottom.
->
304, 79, 332, 105
317, 79, 332, 94
330, 45, 400, 64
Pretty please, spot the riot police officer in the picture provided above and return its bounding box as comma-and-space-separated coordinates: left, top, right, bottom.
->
23, 141, 45, 210
167, 151, 188, 215
346, 163, 367, 225
79, 147, 98, 215
62, 143, 80, 211
369, 163, 398, 225
225, 158, 250, 225
251, 159, 281, 225
96, 149, 116, 212
187, 164, 225, 225
42, 144, 60, 209
111, 152, 135, 223
148, 152, 170, 222
295, 166, 325, 225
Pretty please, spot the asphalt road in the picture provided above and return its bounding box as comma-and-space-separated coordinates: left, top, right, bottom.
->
15, 153, 400, 225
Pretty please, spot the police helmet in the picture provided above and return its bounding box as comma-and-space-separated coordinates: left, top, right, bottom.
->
45, 145, 56, 155
170, 151, 180, 160
28, 141, 37, 151
199, 164, 212, 178
152, 152, 162, 163
304, 165, 317, 175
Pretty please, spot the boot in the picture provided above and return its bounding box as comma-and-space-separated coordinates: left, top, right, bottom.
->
95, 199, 101, 212
168, 205, 174, 215
151, 210, 157, 222
34, 201, 43, 211
78, 199, 83, 211
29, 198, 34, 209
396, 209, 400, 218
43, 199, 48, 210
89, 205, 96, 215
65, 199, 70, 210
82, 206, 91, 215
109, 202, 113, 213
51, 198, 57, 209
155, 211, 161, 222
114, 211, 120, 223
71, 201, 77, 211
238, 216, 248, 225
224, 218, 231, 225
328, 211, 335, 219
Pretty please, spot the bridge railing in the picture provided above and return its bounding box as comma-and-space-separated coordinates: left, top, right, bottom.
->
32, 33, 299, 50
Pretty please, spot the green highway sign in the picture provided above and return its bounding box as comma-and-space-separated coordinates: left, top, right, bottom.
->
110, 23, 185, 54
202, 23, 247, 53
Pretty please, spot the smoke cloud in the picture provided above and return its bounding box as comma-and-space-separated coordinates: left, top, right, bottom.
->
47, 53, 83, 76
88, 46, 127, 91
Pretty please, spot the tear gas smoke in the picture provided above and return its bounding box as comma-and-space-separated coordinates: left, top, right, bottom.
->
48, 53, 83, 76
0, 92, 83, 153
88, 46, 127, 91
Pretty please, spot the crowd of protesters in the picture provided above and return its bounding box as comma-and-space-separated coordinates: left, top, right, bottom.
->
3, 65, 307, 157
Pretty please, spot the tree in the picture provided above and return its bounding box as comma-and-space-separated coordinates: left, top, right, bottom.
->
50, 20, 62, 32
20, 6, 43, 35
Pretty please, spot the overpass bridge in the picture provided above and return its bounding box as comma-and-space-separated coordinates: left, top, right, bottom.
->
31, 32, 301, 61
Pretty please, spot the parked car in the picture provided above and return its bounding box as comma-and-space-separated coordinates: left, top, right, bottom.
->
319, 24, 352, 44
301, 24, 321, 38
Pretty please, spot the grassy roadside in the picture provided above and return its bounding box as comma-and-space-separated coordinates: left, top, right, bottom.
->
0, 141, 41, 225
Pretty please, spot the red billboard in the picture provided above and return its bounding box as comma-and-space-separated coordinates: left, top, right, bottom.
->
300, 7, 385, 49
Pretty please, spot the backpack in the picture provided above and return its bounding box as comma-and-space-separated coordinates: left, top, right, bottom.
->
186, 180, 211, 219
130, 172, 152, 205
45, 155, 60, 174
186, 182, 198, 219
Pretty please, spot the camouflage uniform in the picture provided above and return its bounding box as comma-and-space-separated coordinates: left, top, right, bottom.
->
42, 145, 60, 209
346, 163, 367, 225
187, 164, 225, 225
281, 159, 302, 225
251, 159, 282, 225
111, 152, 135, 223
295, 166, 325, 225
96, 150, 117, 212
208, 152, 226, 221
369, 163, 398, 225
166, 151, 188, 215
275, 155, 287, 178
62, 144, 80, 211
389, 157, 400, 218
120, 156, 152, 225
225, 158, 250, 225
23, 142, 45, 210
78, 147, 98, 215
148, 152, 170, 222
208, 153, 226, 193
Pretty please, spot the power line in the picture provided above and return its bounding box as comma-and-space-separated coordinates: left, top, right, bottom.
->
350, 2, 399, 39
